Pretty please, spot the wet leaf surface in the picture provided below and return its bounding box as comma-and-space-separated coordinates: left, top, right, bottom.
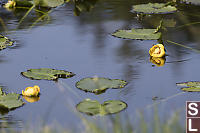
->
76, 99, 127, 116
112, 28, 161, 40
76, 77, 127, 94
177, 81, 200, 92
0, 89, 24, 110
21, 68, 75, 80
132, 3, 177, 14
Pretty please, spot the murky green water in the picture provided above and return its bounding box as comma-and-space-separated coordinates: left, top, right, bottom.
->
0, 0, 200, 130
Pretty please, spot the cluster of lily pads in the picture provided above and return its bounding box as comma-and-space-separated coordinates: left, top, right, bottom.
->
0, 66, 128, 115
20, 68, 128, 116
0, 0, 200, 115
111, 1, 200, 92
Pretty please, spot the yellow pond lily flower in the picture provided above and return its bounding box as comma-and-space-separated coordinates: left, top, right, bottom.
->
4, 0, 16, 9
150, 57, 166, 67
22, 85, 40, 97
149, 44, 165, 58
23, 96, 40, 103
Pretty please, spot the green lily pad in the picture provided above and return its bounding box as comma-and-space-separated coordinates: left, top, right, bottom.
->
76, 77, 127, 94
0, 89, 24, 110
76, 99, 127, 116
21, 68, 75, 80
132, 3, 177, 14
112, 28, 161, 40
34, 0, 64, 7
0, 35, 14, 50
182, 0, 200, 5
177, 81, 200, 92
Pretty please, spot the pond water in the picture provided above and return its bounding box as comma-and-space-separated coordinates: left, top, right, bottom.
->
0, 0, 200, 131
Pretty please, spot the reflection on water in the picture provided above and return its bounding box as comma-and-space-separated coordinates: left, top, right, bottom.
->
0, 0, 200, 130
0, 114, 23, 128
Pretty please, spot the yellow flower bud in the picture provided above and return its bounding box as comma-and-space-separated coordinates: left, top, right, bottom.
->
4, 0, 16, 9
22, 86, 40, 97
149, 44, 165, 57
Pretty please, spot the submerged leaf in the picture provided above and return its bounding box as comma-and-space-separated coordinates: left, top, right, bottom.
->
21, 68, 75, 80
162, 19, 176, 28
76, 77, 127, 94
177, 81, 200, 92
76, 99, 127, 116
0, 35, 14, 50
132, 3, 177, 14
112, 29, 161, 40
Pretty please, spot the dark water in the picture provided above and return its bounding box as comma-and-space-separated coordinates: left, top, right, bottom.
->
0, 0, 200, 130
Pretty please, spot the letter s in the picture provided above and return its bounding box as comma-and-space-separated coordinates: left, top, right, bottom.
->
188, 103, 198, 116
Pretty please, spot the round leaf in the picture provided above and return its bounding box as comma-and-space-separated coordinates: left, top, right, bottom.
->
76, 99, 127, 116
112, 29, 161, 40
76, 99, 101, 116
132, 3, 177, 14
0, 93, 24, 110
76, 77, 127, 94
21, 68, 75, 80
102, 100, 127, 115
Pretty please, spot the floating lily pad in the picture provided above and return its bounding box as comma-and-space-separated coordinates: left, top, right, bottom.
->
76, 77, 127, 94
132, 3, 177, 14
0, 35, 13, 50
21, 68, 75, 80
76, 99, 127, 116
182, 0, 200, 5
34, 0, 64, 7
0, 89, 24, 110
112, 29, 161, 40
177, 81, 200, 92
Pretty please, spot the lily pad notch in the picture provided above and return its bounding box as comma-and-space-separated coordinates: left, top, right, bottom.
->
21, 68, 75, 80
76, 99, 127, 116
76, 77, 127, 94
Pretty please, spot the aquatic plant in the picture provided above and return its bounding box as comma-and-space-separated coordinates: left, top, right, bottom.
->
22, 85, 40, 97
